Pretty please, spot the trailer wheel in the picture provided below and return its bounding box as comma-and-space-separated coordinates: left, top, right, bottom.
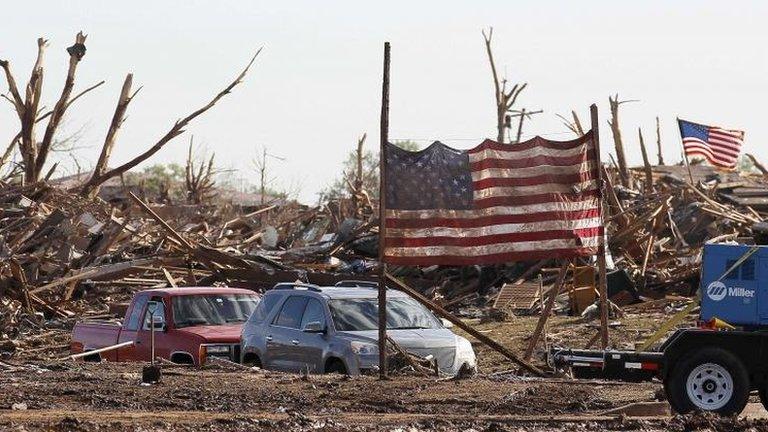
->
663, 378, 686, 414
667, 347, 749, 415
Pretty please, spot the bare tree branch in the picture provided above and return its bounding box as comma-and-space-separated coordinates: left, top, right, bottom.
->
65, 80, 105, 111
0, 60, 25, 112
81, 48, 262, 196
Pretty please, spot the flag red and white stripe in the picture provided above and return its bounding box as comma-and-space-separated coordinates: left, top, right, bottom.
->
383, 132, 602, 265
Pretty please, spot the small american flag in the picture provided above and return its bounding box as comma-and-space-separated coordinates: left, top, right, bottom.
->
678, 119, 744, 170
382, 133, 602, 265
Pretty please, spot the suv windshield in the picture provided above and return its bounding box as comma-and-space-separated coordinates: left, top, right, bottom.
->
172, 294, 259, 328
328, 297, 441, 331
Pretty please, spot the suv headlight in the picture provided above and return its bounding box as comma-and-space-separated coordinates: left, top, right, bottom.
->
350, 341, 379, 356
456, 337, 475, 359
205, 345, 230, 354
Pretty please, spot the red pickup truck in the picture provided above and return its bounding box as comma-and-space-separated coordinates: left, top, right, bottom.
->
71, 287, 260, 365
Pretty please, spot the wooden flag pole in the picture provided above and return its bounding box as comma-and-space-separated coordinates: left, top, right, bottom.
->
377, 41, 391, 380
590, 104, 610, 349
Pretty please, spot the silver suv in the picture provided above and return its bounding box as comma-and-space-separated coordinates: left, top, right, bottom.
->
240, 282, 477, 376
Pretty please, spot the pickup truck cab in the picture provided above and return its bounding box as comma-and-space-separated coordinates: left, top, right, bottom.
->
71, 287, 260, 365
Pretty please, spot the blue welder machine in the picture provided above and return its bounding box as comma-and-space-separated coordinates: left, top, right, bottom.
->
700, 243, 765, 327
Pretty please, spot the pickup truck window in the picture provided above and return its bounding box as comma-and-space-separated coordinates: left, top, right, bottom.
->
143, 297, 166, 330
172, 294, 259, 328
125, 295, 148, 331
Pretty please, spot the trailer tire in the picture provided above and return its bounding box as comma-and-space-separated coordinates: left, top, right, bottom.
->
664, 378, 687, 414
667, 347, 749, 415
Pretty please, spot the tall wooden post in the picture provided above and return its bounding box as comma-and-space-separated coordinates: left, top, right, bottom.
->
378, 42, 391, 379
590, 104, 609, 349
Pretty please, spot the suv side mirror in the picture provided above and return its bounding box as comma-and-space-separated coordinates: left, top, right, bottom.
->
440, 318, 454, 329
303, 321, 326, 333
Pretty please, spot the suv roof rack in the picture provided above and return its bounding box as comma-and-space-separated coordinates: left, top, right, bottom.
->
334, 280, 380, 288
272, 282, 322, 292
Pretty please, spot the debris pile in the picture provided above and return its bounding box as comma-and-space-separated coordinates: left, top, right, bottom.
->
1, 159, 767, 361
0, 181, 379, 360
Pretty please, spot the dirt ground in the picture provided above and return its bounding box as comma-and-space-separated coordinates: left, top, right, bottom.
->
3, 309, 768, 431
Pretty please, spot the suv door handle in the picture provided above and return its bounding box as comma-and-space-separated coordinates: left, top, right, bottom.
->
291, 340, 300, 345
265, 336, 273, 342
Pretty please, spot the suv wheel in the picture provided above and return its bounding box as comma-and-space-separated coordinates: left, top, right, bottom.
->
325, 358, 347, 375
242, 353, 262, 368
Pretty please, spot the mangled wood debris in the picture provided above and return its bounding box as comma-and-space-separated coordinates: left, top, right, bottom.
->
2, 35, 768, 369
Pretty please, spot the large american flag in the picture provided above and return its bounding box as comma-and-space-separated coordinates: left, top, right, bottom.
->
678, 119, 744, 170
382, 132, 602, 265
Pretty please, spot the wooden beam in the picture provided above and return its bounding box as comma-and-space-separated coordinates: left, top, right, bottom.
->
524, 263, 568, 360
66, 340, 134, 361
385, 272, 545, 376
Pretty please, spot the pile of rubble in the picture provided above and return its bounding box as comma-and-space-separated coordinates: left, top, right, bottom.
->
1, 160, 767, 361
0, 180, 380, 360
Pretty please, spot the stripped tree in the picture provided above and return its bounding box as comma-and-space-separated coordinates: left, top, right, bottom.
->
482, 27, 527, 143
252, 145, 286, 205
349, 133, 372, 219
184, 136, 216, 204
656, 116, 665, 165
80, 48, 262, 197
1, 32, 104, 184
638, 128, 653, 194
607, 94, 638, 187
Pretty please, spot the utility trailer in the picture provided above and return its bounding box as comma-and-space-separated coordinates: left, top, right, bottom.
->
550, 242, 768, 416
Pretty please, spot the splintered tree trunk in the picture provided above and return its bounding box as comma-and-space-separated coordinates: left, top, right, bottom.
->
608, 94, 633, 187
352, 133, 367, 217
638, 128, 653, 195
497, 106, 506, 144
656, 116, 664, 165
1, 32, 96, 185
82, 74, 136, 197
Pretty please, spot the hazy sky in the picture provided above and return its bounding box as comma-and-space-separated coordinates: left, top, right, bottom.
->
2, 1, 766, 202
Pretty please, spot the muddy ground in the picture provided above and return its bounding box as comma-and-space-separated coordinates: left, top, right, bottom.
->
3, 307, 768, 431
